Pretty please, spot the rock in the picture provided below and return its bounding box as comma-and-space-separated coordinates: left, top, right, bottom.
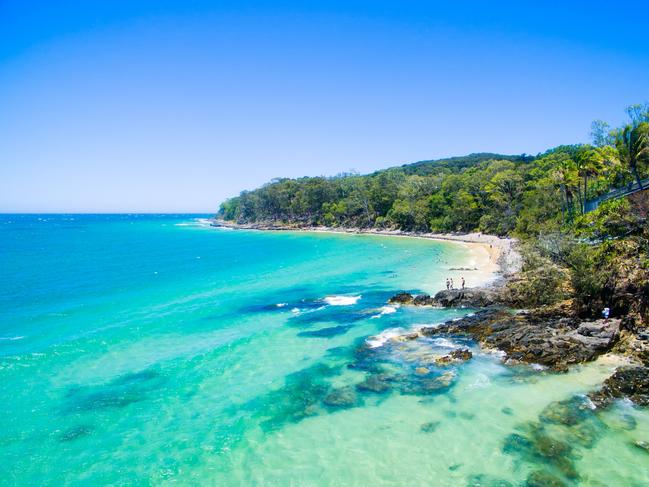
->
413, 294, 433, 305
634, 440, 649, 453
388, 292, 435, 306
432, 287, 501, 308
539, 396, 593, 426
356, 374, 392, 393
322, 387, 360, 408
501, 407, 514, 416
526, 470, 567, 487
420, 420, 440, 433
422, 308, 621, 371
59, 425, 94, 442
451, 349, 473, 360
588, 366, 649, 407
435, 348, 473, 365
466, 474, 513, 487
415, 367, 430, 375
388, 292, 414, 304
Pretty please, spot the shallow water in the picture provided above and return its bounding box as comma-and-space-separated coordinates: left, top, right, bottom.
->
1, 215, 647, 486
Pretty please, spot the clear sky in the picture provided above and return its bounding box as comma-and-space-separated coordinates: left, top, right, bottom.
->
1, 0, 648, 212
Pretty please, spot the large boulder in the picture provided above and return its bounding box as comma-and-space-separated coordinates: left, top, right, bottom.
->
432, 288, 501, 308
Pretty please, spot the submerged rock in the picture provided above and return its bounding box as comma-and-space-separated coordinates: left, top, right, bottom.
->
355, 373, 396, 393
588, 366, 649, 407
503, 425, 579, 480
539, 396, 593, 426
322, 387, 361, 409
466, 473, 514, 487
525, 470, 567, 487
59, 425, 94, 442
420, 420, 440, 433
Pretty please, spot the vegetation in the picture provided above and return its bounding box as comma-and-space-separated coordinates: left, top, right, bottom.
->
217, 104, 649, 323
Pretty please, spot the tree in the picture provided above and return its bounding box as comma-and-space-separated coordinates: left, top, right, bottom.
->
575, 145, 605, 213
625, 103, 649, 126
614, 122, 649, 190
590, 120, 613, 147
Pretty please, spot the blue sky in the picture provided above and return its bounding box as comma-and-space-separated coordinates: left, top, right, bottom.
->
1, 1, 648, 212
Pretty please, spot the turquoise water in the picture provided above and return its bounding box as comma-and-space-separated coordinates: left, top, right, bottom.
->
1, 214, 648, 486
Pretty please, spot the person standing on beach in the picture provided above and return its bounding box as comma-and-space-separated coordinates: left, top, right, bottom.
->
450, 278, 454, 290
446, 278, 450, 290
461, 277, 465, 289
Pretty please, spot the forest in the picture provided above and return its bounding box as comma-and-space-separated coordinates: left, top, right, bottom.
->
217, 105, 648, 239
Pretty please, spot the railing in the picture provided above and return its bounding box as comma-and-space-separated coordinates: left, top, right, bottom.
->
584, 177, 649, 213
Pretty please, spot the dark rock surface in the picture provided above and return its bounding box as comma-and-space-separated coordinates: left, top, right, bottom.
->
388, 287, 502, 308
432, 288, 501, 307
420, 308, 621, 371
588, 366, 649, 407
435, 348, 473, 365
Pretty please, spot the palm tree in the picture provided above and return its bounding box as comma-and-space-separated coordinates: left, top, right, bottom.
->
551, 153, 579, 221
575, 145, 605, 213
614, 122, 649, 190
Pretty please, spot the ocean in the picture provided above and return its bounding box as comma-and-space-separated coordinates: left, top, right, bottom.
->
1, 214, 647, 486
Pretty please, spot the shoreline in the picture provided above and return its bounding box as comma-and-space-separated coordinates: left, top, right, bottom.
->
211, 220, 521, 291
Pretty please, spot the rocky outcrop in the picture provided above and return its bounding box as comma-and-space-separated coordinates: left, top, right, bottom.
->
432, 288, 501, 307
435, 348, 473, 365
588, 366, 649, 407
420, 308, 621, 371
388, 287, 502, 308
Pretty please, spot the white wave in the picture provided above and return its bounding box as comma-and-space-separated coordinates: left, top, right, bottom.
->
276, 303, 288, 308
194, 218, 214, 227
370, 305, 398, 319
366, 327, 405, 348
430, 337, 458, 349
323, 295, 361, 306
174, 223, 192, 227
0, 336, 25, 341
291, 307, 300, 314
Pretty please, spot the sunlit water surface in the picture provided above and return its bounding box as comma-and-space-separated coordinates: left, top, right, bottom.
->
1, 215, 647, 486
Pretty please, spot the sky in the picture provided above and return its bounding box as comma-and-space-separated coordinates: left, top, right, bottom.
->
1, 1, 648, 212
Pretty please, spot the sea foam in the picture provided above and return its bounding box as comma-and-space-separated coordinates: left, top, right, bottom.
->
370, 305, 398, 319
323, 295, 361, 306
366, 328, 405, 348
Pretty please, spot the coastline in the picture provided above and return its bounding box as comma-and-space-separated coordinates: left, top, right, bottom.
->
211, 220, 521, 291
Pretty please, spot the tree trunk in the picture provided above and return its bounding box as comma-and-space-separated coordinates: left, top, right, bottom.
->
632, 164, 644, 190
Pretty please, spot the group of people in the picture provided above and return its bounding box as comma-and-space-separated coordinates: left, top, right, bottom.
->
445, 276, 465, 290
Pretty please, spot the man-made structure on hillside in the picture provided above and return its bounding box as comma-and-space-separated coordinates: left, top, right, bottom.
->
585, 177, 649, 213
